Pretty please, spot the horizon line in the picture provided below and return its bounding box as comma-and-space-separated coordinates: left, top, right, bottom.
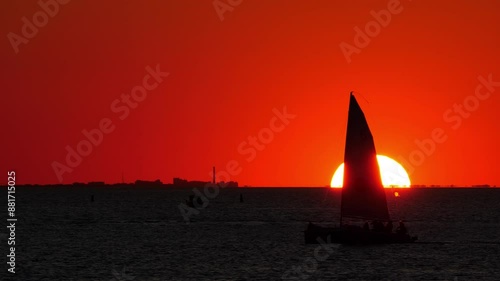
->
1, 182, 498, 188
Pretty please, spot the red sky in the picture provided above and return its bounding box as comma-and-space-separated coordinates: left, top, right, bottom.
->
1, 0, 499, 186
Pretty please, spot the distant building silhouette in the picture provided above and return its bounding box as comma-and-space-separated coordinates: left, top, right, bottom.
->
135, 179, 163, 186
172, 177, 238, 188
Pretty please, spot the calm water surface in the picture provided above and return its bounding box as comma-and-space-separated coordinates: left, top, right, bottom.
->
2, 187, 500, 280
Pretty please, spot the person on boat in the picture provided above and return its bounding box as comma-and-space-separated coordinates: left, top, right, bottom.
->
372, 220, 384, 232
307, 222, 315, 229
396, 221, 407, 235
385, 220, 393, 233
377, 221, 385, 232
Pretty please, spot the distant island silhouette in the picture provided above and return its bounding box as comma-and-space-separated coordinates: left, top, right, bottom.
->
3, 177, 239, 188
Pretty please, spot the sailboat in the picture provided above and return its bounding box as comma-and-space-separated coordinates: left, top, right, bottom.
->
304, 92, 417, 244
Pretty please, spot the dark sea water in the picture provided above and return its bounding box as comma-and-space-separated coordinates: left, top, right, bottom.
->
2, 187, 500, 281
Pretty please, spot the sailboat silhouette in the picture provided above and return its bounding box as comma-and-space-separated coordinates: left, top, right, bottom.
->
304, 92, 417, 244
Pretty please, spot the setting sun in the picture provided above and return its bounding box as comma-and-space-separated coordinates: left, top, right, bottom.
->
331, 155, 411, 188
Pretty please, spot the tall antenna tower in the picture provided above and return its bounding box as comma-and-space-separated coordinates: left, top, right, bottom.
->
213, 166, 216, 184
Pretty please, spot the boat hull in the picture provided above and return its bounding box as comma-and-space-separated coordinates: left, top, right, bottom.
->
304, 223, 417, 244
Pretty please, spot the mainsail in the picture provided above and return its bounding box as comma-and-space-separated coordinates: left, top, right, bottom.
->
341, 93, 390, 221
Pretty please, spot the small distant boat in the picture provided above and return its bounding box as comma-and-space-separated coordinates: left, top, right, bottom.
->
185, 195, 203, 208
305, 92, 417, 244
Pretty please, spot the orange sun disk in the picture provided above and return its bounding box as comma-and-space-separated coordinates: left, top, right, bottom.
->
331, 155, 411, 188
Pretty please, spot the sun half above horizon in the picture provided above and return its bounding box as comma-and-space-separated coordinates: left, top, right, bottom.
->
331, 155, 411, 188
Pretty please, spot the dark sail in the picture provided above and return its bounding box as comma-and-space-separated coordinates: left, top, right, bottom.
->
341, 93, 390, 221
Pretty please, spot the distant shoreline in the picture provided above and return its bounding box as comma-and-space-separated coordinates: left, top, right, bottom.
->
0, 184, 497, 189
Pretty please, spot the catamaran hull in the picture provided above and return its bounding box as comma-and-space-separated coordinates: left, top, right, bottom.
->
304, 224, 417, 244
